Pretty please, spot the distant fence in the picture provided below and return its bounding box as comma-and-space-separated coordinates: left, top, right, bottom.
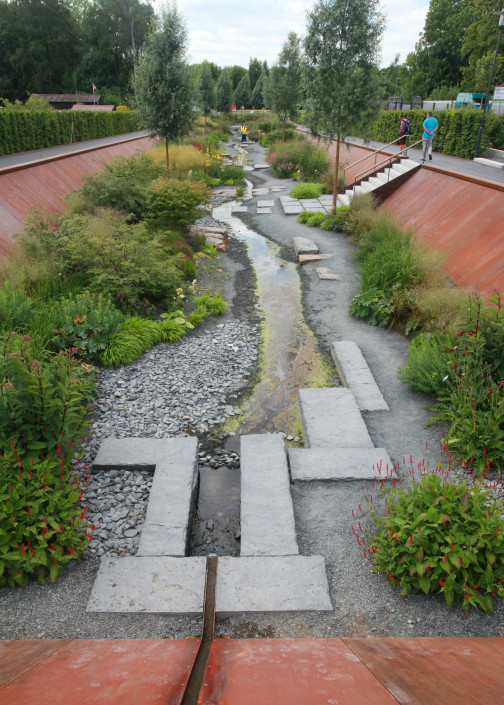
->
384, 99, 504, 116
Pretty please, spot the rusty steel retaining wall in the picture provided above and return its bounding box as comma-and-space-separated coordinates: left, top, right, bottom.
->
0, 135, 154, 259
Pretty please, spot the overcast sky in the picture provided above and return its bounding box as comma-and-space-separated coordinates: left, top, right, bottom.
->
166, 0, 429, 69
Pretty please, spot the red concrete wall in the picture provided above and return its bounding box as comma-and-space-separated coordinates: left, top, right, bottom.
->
379, 168, 504, 296
0, 136, 155, 259
312, 137, 504, 295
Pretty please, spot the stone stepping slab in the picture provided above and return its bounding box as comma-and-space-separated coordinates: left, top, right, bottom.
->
232, 205, 248, 213
316, 267, 340, 280
298, 388, 374, 449
87, 556, 206, 614
293, 236, 319, 256
257, 208, 272, 214
289, 447, 392, 481
298, 254, 334, 265
254, 163, 271, 169
240, 434, 298, 557
216, 555, 332, 614
331, 341, 389, 412
93, 437, 198, 557
257, 200, 274, 207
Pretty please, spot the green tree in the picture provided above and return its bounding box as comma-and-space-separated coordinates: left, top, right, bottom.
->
198, 61, 215, 124
269, 32, 302, 140
248, 57, 262, 93
251, 69, 267, 108
303, 0, 385, 211
234, 73, 251, 109
462, 0, 504, 89
228, 65, 247, 90
133, 3, 194, 168
215, 69, 233, 112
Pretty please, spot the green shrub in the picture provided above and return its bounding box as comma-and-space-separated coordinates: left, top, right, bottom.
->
188, 305, 209, 327
397, 333, 454, 397
58, 209, 185, 313
0, 285, 35, 332
159, 311, 190, 342
289, 182, 325, 199
320, 208, 350, 231
53, 292, 125, 359
0, 444, 88, 587
297, 211, 313, 224
268, 139, 330, 180
98, 317, 164, 367
356, 466, 504, 613
148, 179, 210, 232
194, 292, 227, 315
0, 336, 95, 458
74, 153, 162, 221
306, 212, 325, 227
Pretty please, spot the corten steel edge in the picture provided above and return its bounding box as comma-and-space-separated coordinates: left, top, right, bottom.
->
0, 134, 155, 258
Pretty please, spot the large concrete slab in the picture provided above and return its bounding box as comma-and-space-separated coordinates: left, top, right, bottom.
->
87, 556, 206, 614
93, 437, 198, 556
257, 200, 274, 207
216, 556, 332, 614
240, 434, 298, 556
293, 236, 319, 256
289, 447, 392, 481
256, 208, 272, 214
282, 205, 304, 215
298, 388, 374, 449
231, 205, 248, 213
331, 341, 389, 411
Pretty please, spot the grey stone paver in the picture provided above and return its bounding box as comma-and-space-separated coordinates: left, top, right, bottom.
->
254, 162, 271, 169
298, 388, 374, 449
293, 236, 319, 257
252, 188, 270, 195
232, 205, 248, 213
93, 437, 198, 556
331, 341, 389, 412
216, 555, 332, 614
257, 200, 274, 207
256, 208, 273, 214
289, 447, 392, 481
240, 434, 298, 556
87, 556, 206, 614
316, 267, 340, 280
300, 199, 324, 208
282, 205, 304, 215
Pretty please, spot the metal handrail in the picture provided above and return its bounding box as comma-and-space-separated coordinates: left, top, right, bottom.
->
354, 139, 423, 183
344, 136, 404, 174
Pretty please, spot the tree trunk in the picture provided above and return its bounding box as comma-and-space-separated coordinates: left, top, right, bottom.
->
282, 116, 285, 143
332, 134, 341, 213
165, 139, 170, 169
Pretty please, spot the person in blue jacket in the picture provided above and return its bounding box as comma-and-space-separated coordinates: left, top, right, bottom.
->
422, 111, 438, 161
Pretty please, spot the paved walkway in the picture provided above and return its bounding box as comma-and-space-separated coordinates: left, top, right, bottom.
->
0, 130, 148, 169
2, 637, 503, 704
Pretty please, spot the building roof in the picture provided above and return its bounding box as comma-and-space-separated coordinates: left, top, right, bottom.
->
36, 94, 101, 103
71, 103, 114, 111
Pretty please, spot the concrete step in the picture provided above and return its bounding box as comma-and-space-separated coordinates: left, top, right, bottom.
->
389, 161, 410, 175
331, 340, 389, 412
344, 189, 355, 201
367, 176, 384, 188
375, 172, 389, 183
353, 184, 367, 196
87, 556, 206, 614
298, 388, 374, 449
388, 166, 406, 180
216, 555, 332, 614
485, 147, 504, 160
240, 434, 299, 557
337, 193, 350, 207
93, 437, 198, 557
289, 447, 393, 481
400, 158, 419, 171
357, 180, 374, 193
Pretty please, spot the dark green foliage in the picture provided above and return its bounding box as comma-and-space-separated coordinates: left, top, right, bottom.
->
205, 163, 246, 185
372, 108, 504, 159
320, 208, 350, 231
0, 111, 139, 156
267, 139, 329, 179
75, 154, 162, 221
0, 336, 95, 457
360, 467, 504, 613
397, 333, 453, 396
0, 444, 88, 587
148, 179, 210, 231
53, 292, 125, 358
194, 292, 227, 315
98, 316, 164, 367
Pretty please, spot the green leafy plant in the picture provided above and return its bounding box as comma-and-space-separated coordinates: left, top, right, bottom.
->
159, 311, 191, 342
53, 292, 125, 359
236, 186, 246, 198
194, 292, 227, 315
320, 208, 350, 231
0, 335, 95, 457
148, 178, 210, 232
0, 443, 89, 587
354, 459, 504, 613
289, 182, 325, 199
397, 333, 454, 397
188, 305, 209, 327
98, 317, 164, 367
306, 212, 325, 227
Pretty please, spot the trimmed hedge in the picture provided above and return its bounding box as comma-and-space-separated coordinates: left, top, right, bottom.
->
0, 110, 139, 156
372, 109, 504, 159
